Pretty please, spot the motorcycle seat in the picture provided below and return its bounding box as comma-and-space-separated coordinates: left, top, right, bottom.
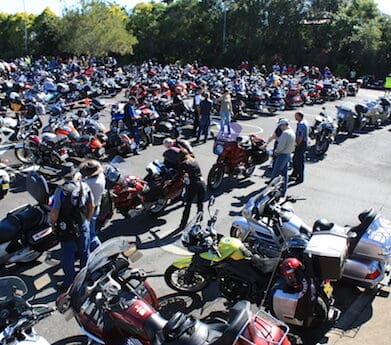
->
313, 219, 334, 232
211, 300, 251, 345
0, 217, 21, 243
350, 208, 377, 237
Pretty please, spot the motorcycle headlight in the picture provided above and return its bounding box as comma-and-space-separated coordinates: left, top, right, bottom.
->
214, 144, 224, 155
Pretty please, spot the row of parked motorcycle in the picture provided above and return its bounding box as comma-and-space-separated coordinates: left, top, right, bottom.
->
1, 172, 390, 345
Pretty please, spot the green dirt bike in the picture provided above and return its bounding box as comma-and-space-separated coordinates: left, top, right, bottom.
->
164, 199, 279, 304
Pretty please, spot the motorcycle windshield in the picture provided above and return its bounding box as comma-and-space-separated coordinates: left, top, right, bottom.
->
0, 276, 27, 303
366, 216, 391, 256
72, 237, 136, 294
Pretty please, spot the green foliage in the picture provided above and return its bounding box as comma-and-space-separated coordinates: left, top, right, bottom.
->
60, 0, 137, 56
0, 0, 390, 75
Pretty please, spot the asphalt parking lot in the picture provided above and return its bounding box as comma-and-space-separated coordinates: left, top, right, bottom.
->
0, 88, 390, 344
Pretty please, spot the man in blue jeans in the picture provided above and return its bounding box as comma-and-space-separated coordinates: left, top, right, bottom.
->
124, 96, 141, 154
50, 177, 94, 290
291, 111, 308, 184
270, 118, 296, 197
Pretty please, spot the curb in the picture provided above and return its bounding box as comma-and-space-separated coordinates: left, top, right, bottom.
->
316, 288, 378, 345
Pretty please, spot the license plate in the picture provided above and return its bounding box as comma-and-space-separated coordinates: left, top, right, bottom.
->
2, 183, 9, 190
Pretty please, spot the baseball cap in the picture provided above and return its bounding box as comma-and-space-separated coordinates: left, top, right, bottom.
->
277, 118, 289, 126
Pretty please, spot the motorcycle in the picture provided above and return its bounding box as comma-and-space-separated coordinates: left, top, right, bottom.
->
14, 133, 71, 167
265, 88, 286, 113
208, 125, 268, 190
0, 276, 54, 345
57, 237, 291, 345
270, 257, 341, 328
309, 108, 338, 156
230, 177, 391, 289
335, 102, 367, 136
104, 157, 185, 219
164, 199, 280, 305
0, 112, 42, 145
0, 171, 58, 265
358, 98, 391, 126
0, 160, 12, 200
284, 87, 305, 109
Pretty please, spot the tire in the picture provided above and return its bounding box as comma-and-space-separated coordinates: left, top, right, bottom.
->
164, 265, 209, 293
242, 156, 256, 178
207, 165, 224, 190
346, 119, 355, 137
150, 198, 168, 215
118, 208, 130, 218
267, 107, 277, 114
314, 136, 330, 156
15, 146, 34, 164
140, 131, 150, 149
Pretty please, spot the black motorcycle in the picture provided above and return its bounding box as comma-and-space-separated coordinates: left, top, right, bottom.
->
0, 172, 58, 265
335, 103, 367, 136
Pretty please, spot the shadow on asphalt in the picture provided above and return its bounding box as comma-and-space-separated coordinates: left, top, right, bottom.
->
207, 177, 255, 199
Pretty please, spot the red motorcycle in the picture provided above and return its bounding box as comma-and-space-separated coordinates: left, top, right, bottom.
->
104, 157, 185, 219
284, 86, 305, 109
208, 128, 268, 190
56, 237, 291, 345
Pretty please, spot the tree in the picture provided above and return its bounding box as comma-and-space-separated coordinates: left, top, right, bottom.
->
60, 0, 137, 56
31, 8, 61, 56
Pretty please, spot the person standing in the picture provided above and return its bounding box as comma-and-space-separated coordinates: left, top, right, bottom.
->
196, 92, 213, 143
123, 96, 141, 154
291, 112, 308, 184
217, 89, 233, 136
79, 159, 105, 251
270, 118, 296, 197
50, 176, 94, 290
384, 74, 391, 96
193, 86, 203, 136
178, 155, 206, 230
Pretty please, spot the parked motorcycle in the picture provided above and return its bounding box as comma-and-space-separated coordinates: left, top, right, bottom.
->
309, 107, 338, 156
284, 87, 305, 109
265, 88, 285, 113
230, 177, 391, 289
357, 98, 391, 126
104, 157, 185, 219
208, 127, 268, 190
335, 102, 367, 136
165, 200, 280, 304
270, 257, 340, 328
0, 172, 57, 265
0, 160, 12, 200
57, 237, 291, 345
0, 276, 54, 345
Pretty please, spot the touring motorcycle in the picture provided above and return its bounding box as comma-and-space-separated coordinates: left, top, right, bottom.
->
0, 276, 54, 345
56, 237, 292, 345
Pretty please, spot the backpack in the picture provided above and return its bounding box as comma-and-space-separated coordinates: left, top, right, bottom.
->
56, 181, 89, 241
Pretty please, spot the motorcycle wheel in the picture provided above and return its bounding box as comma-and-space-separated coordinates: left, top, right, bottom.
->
118, 208, 130, 218
15, 146, 34, 163
314, 139, 330, 156
140, 131, 150, 149
267, 107, 277, 114
207, 165, 224, 190
150, 199, 168, 215
164, 265, 209, 293
242, 156, 256, 178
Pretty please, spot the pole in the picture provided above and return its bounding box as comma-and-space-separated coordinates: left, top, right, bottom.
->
22, 0, 28, 53
222, 8, 227, 53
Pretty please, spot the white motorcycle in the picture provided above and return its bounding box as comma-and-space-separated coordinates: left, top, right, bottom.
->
0, 276, 54, 345
231, 176, 391, 289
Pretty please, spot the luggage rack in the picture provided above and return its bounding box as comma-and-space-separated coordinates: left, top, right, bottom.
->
235, 309, 290, 345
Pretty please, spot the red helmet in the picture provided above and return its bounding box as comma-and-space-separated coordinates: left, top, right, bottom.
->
279, 258, 304, 290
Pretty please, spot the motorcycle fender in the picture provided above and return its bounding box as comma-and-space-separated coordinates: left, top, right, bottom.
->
172, 256, 193, 269
343, 258, 384, 289
231, 218, 251, 239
